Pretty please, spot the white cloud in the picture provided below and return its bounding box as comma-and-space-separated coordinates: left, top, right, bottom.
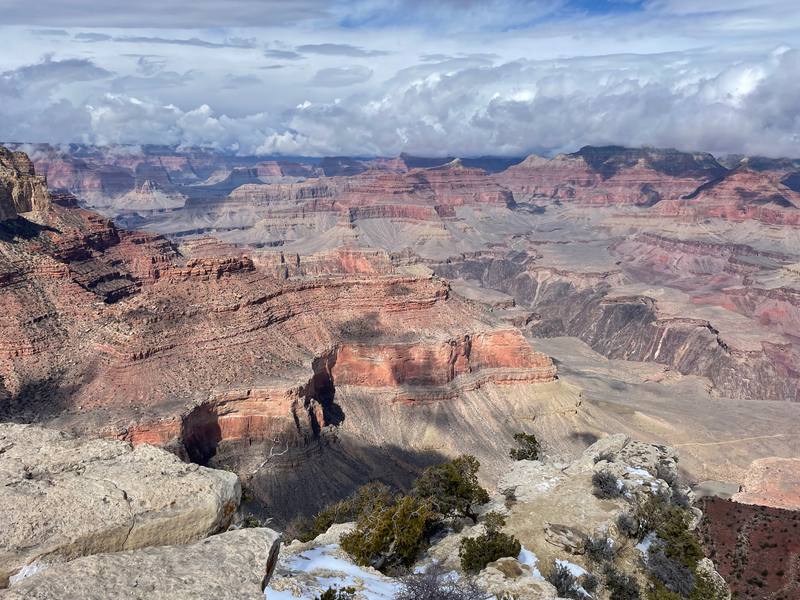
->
0, 1, 797, 156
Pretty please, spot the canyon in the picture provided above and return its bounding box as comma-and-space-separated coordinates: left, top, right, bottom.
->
2, 142, 800, 596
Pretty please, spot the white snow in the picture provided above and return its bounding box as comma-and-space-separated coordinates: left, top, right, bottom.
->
265, 544, 401, 600
517, 545, 544, 579
635, 531, 657, 556
626, 467, 652, 479
8, 563, 45, 586
556, 559, 587, 578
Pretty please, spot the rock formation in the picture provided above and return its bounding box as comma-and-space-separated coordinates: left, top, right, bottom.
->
0, 147, 49, 220
269, 434, 730, 600
1, 528, 280, 600
0, 423, 240, 588
497, 145, 726, 206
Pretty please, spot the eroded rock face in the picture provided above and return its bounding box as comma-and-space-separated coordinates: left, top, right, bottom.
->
0, 423, 240, 587
0, 147, 50, 221
497, 145, 725, 207
1, 528, 280, 600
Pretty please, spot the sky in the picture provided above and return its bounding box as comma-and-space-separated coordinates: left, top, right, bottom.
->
0, 0, 798, 157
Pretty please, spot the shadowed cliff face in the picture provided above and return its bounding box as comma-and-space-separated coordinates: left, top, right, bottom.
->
0, 147, 50, 221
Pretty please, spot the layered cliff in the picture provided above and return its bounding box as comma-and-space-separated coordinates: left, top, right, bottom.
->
0, 147, 49, 220
497, 146, 725, 207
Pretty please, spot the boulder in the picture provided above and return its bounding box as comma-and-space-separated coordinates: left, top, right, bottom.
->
0, 424, 240, 587
1, 528, 280, 600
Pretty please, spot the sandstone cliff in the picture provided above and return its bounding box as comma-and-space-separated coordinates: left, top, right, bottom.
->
0, 147, 49, 220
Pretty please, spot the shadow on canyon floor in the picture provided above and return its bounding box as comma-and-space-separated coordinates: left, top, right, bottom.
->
238, 431, 451, 526
0, 216, 59, 242
0, 373, 77, 424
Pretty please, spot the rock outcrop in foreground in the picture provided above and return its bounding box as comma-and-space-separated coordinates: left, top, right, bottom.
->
0, 423, 240, 587
1, 528, 280, 600
269, 434, 730, 600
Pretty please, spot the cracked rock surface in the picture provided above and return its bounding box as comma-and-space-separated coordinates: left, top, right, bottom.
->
1, 528, 280, 600
0, 423, 240, 587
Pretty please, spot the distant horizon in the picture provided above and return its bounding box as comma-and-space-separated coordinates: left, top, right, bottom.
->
3, 140, 799, 163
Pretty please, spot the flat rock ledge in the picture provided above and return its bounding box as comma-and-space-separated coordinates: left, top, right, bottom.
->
0, 528, 281, 600
0, 423, 240, 587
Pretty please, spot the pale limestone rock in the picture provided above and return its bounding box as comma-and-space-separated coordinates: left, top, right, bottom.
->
1, 528, 280, 600
310, 522, 355, 546
696, 558, 731, 600
0, 423, 240, 587
476, 560, 560, 600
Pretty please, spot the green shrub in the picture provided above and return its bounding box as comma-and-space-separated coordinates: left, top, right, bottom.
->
459, 512, 521, 573
646, 581, 682, 600
655, 508, 703, 570
647, 543, 695, 596
241, 515, 262, 528
592, 470, 622, 499
316, 586, 356, 600
340, 495, 435, 573
545, 562, 581, 599
414, 455, 489, 523
585, 534, 617, 564
286, 482, 394, 542
605, 566, 642, 600
397, 564, 487, 600
509, 432, 541, 461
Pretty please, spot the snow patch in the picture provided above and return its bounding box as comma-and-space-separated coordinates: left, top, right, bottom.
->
9, 562, 45, 586
518, 545, 543, 579
636, 531, 657, 556
266, 544, 401, 600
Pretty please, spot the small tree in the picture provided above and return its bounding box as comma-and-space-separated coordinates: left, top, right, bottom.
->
509, 432, 541, 461
546, 562, 581, 599
286, 482, 394, 542
340, 495, 434, 573
605, 566, 642, 600
459, 511, 522, 573
414, 455, 489, 523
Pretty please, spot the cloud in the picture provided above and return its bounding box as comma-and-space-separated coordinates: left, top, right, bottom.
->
0, 1, 798, 157
75, 32, 257, 48
75, 32, 113, 42
296, 43, 389, 57
30, 28, 70, 36
264, 49, 304, 60
1, 0, 333, 28
309, 65, 374, 87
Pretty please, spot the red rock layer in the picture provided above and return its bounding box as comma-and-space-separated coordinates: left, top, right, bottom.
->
497, 150, 717, 207
699, 497, 800, 600
223, 162, 513, 223
328, 330, 556, 389
655, 169, 800, 226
